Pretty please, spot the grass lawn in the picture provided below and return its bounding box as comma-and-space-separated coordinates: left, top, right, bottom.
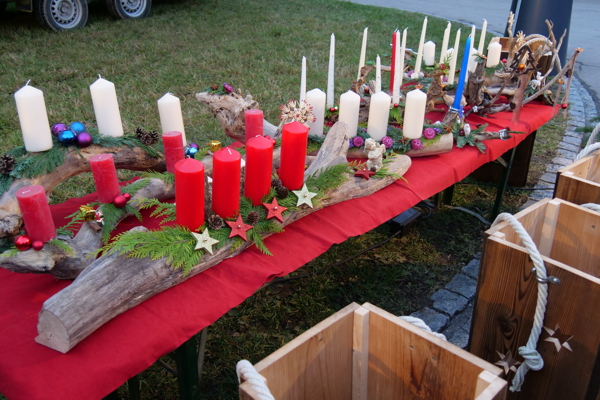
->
0, 0, 567, 398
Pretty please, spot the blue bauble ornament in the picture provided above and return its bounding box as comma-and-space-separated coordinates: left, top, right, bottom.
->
185, 146, 199, 158
51, 123, 68, 136
58, 130, 77, 146
69, 122, 86, 134
76, 132, 93, 148
189, 142, 200, 150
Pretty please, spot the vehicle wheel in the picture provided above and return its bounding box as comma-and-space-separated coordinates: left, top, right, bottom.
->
106, 0, 150, 19
33, 0, 88, 31
0, 2, 7, 13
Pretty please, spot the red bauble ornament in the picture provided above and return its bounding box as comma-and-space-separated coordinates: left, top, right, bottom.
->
123, 193, 132, 201
113, 194, 128, 208
32, 240, 44, 251
561, 103, 568, 109
15, 235, 31, 251
393, 103, 399, 108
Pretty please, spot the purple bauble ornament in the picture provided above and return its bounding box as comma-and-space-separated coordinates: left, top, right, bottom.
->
411, 139, 424, 150
189, 142, 200, 150
51, 123, 68, 136
76, 132, 93, 148
58, 130, 77, 146
69, 122, 86, 134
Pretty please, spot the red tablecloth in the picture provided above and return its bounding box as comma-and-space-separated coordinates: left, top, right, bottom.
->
0, 103, 556, 400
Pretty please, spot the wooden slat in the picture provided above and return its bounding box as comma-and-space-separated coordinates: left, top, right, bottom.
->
352, 307, 369, 400
555, 150, 600, 205
475, 376, 508, 400
538, 199, 561, 257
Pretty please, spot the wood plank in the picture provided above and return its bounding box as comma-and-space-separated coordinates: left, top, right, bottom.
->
475, 370, 497, 398
475, 377, 508, 400
555, 150, 600, 205
538, 199, 561, 257
352, 307, 369, 400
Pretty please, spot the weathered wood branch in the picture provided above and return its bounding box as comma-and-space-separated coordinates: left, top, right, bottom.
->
304, 122, 349, 179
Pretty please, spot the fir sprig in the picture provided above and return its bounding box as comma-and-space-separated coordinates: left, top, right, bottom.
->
453, 123, 487, 152
10, 144, 67, 179
48, 238, 74, 256
137, 197, 176, 224
0, 248, 18, 258
90, 133, 163, 158
121, 178, 150, 196
56, 209, 87, 237
98, 202, 143, 243
141, 170, 175, 184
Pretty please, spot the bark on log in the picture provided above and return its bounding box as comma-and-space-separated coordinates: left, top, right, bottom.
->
304, 122, 349, 179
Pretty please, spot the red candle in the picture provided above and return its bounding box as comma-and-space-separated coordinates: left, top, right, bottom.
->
279, 121, 308, 190
89, 154, 121, 203
15, 185, 56, 243
244, 109, 264, 142
244, 135, 274, 206
175, 158, 205, 231
162, 131, 185, 173
390, 31, 397, 91
212, 147, 241, 219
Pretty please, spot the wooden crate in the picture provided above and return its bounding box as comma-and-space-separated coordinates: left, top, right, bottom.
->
239, 303, 507, 400
470, 198, 600, 400
554, 149, 600, 205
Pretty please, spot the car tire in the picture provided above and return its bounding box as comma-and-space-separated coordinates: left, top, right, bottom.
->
106, 0, 150, 19
33, 0, 88, 31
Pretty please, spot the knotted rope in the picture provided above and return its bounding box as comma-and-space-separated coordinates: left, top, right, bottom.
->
575, 142, 600, 161
400, 316, 447, 341
581, 203, 600, 213
492, 213, 549, 392
236, 360, 275, 400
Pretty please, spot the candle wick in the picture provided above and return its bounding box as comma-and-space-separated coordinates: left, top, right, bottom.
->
25, 79, 31, 86
98, 74, 102, 79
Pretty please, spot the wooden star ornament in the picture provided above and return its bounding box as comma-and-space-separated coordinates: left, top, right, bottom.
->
292, 184, 317, 208
226, 215, 253, 241
263, 197, 287, 223
191, 228, 220, 255
354, 165, 376, 180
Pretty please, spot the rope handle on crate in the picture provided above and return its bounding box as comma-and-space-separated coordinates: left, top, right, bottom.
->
400, 316, 447, 341
582, 203, 600, 213
491, 213, 553, 392
236, 360, 275, 400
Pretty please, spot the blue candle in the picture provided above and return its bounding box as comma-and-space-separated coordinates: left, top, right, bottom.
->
452, 36, 471, 112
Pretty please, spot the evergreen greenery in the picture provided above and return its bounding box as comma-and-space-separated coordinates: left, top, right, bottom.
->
137, 198, 176, 224
55, 209, 86, 237
141, 170, 175, 184
47, 238, 74, 256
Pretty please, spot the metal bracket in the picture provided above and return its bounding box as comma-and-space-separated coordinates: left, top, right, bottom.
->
531, 267, 560, 285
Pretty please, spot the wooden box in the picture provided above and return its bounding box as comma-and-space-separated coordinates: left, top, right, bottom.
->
239, 302, 507, 400
470, 198, 600, 400
554, 149, 600, 205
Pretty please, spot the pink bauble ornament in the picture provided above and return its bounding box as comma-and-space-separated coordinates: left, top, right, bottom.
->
77, 132, 93, 148
113, 194, 128, 208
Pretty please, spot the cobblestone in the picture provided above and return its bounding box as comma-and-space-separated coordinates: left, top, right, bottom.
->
557, 141, 582, 152
444, 274, 477, 300
540, 172, 558, 184
562, 135, 583, 146
431, 289, 468, 317
410, 307, 449, 332
461, 258, 480, 280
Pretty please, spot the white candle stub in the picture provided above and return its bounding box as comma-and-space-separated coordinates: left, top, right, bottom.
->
305, 88, 326, 137
367, 91, 391, 141
339, 90, 361, 137
90, 77, 124, 137
486, 41, 502, 68
158, 93, 187, 145
14, 83, 53, 152
423, 41, 436, 66
403, 88, 427, 139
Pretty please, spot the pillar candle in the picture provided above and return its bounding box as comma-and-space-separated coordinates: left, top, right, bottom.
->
300, 56, 307, 102
244, 109, 264, 141
440, 22, 451, 63
16, 185, 56, 243
305, 88, 326, 137
467, 25, 476, 72
390, 31, 397, 93
403, 88, 426, 139
90, 76, 123, 137
326, 33, 335, 108
14, 83, 53, 152
469, 43, 478, 73
423, 41, 436, 66
89, 154, 121, 204
487, 41, 502, 67
212, 148, 241, 219
367, 91, 391, 141
357, 27, 368, 80
175, 158, 205, 231
448, 29, 461, 84
414, 17, 427, 76
157, 93, 187, 146
392, 30, 401, 105
478, 19, 487, 55
162, 131, 185, 174
279, 121, 308, 190
338, 90, 361, 137
244, 136, 274, 206
453, 36, 472, 111
398, 28, 407, 89
375, 54, 382, 93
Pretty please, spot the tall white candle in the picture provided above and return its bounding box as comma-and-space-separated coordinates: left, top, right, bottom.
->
326, 33, 335, 108
14, 82, 53, 152
448, 29, 461, 83
300, 56, 307, 102
403, 88, 426, 139
339, 90, 361, 137
440, 22, 451, 64
357, 27, 368, 80
367, 91, 391, 141
392, 30, 401, 105
423, 41, 436, 66
469, 43, 478, 73
486, 41, 502, 67
157, 93, 187, 146
478, 19, 488, 55
414, 17, 427, 76
305, 88, 326, 137
90, 76, 123, 137
467, 25, 476, 72
375, 54, 382, 93
398, 28, 407, 89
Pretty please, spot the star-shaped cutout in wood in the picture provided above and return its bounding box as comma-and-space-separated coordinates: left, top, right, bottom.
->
263, 197, 287, 223
292, 184, 318, 208
191, 228, 220, 255
544, 324, 574, 353
226, 215, 253, 241
354, 165, 376, 180
495, 349, 521, 375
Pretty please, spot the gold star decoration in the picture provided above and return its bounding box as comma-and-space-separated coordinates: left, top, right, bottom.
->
226, 215, 253, 241
354, 165, 376, 180
263, 197, 287, 223
191, 228, 220, 255
292, 184, 318, 208
495, 349, 521, 375
544, 324, 574, 353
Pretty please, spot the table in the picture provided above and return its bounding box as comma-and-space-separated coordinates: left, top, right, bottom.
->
0, 102, 556, 400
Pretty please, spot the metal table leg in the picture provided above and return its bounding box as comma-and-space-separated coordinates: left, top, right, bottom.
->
491, 147, 517, 220
173, 336, 201, 400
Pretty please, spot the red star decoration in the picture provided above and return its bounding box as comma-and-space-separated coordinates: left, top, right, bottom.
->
354, 165, 376, 180
262, 197, 287, 223
226, 215, 253, 241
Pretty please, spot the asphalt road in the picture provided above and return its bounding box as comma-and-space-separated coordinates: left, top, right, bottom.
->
348, 0, 600, 114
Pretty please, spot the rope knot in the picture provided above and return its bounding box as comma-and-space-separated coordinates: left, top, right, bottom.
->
518, 345, 544, 371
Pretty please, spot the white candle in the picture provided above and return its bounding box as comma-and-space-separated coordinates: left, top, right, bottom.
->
440, 22, 451, 64
305, 88, 326, 137
467, 25, 476, 72
90, 76, 123, 137
157, 93, 187, 146
469, 44, 478, 73
300, 56, 307, 102
357, 27, 368, 80
448, 29, 461, 83
398, 28, 407, 89
392, 30, 401, 105
414, 17, 427, 76
339, 90, 361, 137
486, 41, 502, 67
375, 54, 382, 93
14, 83, 53, 152
367, 91, 391, 141
478, 19, 488, 55
423, 41, 436, 66
403, 88, 426, 139
326, 33, 335, 108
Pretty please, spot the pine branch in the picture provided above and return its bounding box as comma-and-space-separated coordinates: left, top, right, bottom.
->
121, 178, 150, 196
48, 238, 75, 256
56, 208, 87, 237
141, 170, 175, 184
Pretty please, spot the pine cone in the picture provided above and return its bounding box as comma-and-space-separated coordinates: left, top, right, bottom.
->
211, 84, 219, 91
271, 178, 283, 188
207, 214, 225, 230
247, 211, 259, 225
135, 127, 159, 145
276, 186, 289, 199
0, 154, 16, 175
